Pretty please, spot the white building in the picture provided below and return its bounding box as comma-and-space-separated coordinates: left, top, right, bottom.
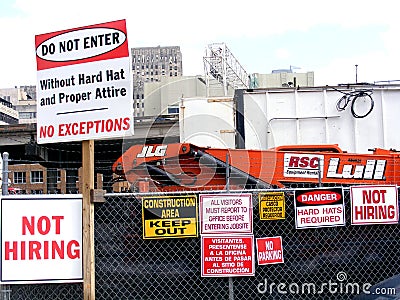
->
0, 96, 18, 125
0, 86, 36, 124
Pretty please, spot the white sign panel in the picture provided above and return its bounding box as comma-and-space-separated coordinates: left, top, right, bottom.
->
35, 19, 134, 144
200, 193, 253, 234
0, 195, 83, 284
294, 188, 345, 229
284, 153, 324, 178
351, 185, 399, 225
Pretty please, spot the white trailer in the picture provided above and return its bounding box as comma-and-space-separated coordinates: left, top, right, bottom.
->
180, 84, 400, 153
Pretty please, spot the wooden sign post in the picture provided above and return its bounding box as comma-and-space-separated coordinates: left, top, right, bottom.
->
35, 20, 134, 300
82, 140, 95, 299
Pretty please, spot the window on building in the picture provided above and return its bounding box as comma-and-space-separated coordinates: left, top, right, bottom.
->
167, 106, 179, 114
14, 172, 26, 184
57, 170, 62, 183
31, 170, 43, 183
19, 112, 36, 119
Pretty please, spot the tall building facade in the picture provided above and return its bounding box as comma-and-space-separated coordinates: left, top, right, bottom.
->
0, 86, 37, 124
0, 96, 18, 125
131, 46, 182, 116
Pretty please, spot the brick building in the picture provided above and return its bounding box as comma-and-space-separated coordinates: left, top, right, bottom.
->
9, 164, 67, 194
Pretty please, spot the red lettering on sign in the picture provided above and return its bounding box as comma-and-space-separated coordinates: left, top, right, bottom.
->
362, 189, 387, 204
22, 216, 64, 235
288, 156, 319, 168
354, 205, 396, 220
58, 117, 131, 137
4, 240, 81, 260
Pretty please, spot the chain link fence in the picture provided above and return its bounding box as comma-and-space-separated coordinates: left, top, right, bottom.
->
4, 188, 400, 299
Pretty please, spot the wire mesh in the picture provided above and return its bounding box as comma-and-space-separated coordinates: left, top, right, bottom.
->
4, 188, 400, 299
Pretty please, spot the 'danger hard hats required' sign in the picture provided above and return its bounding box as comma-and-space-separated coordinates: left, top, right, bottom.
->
35, 19, 134, 144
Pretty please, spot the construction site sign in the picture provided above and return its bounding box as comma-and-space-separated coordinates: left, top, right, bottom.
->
142, 195, 198, 239
0, 195, 82, 284
294, 187, 345, 229
201, 235, 254, 277
256, 236, 284, 265
259, 192, 285, 220
200, 193, 253, 234
350, 185, 399, 225
35, 19, 134, 144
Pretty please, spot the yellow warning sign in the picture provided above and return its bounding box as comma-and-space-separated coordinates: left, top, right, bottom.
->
142, 195, 198, 239
259, 192, 285, 220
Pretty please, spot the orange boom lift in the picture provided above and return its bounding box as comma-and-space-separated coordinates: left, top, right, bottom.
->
112, 143, 400, 192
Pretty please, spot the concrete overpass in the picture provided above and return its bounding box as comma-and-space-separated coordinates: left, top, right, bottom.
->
0, 115, 180, 191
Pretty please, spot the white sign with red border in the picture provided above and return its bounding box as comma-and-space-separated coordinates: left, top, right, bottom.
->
200, 193, 253, 234
35, 19, 134, 144
294, 188, 345, 229
256, 236, 284, 265
350, 185, 399, 225
0, 194, 83, 284
201, 235, 254, 277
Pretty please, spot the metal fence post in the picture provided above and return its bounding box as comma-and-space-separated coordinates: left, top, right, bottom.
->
1, 152, 10, 299
225, 152, 230, 192
2, 152, 9, 196
225, 152, 235, 300
318, 157, 322, 187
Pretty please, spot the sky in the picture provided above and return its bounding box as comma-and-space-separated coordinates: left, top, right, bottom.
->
1, 0, 400, 88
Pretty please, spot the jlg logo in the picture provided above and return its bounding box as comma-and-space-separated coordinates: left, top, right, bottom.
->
137, 145, 167, 158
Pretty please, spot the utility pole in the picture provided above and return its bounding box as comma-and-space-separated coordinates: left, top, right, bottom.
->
355, 64, 358, 83
2, 152, 8, 196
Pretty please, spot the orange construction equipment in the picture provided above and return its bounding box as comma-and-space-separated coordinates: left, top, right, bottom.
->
112, 143, 400, 192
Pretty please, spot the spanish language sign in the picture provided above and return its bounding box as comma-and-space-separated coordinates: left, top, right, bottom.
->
294, 187, 345, 229
201, 235, 254, 277
200, 193, 253, 234
142, 195, 198, 239
0, 195, 83, 284
35, 19, 134, 144
256, 236, 284, 265
350, 185, 399, 225
259, 192, 285, 220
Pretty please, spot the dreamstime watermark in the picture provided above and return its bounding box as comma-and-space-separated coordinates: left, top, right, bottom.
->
257, 271, 397, 296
